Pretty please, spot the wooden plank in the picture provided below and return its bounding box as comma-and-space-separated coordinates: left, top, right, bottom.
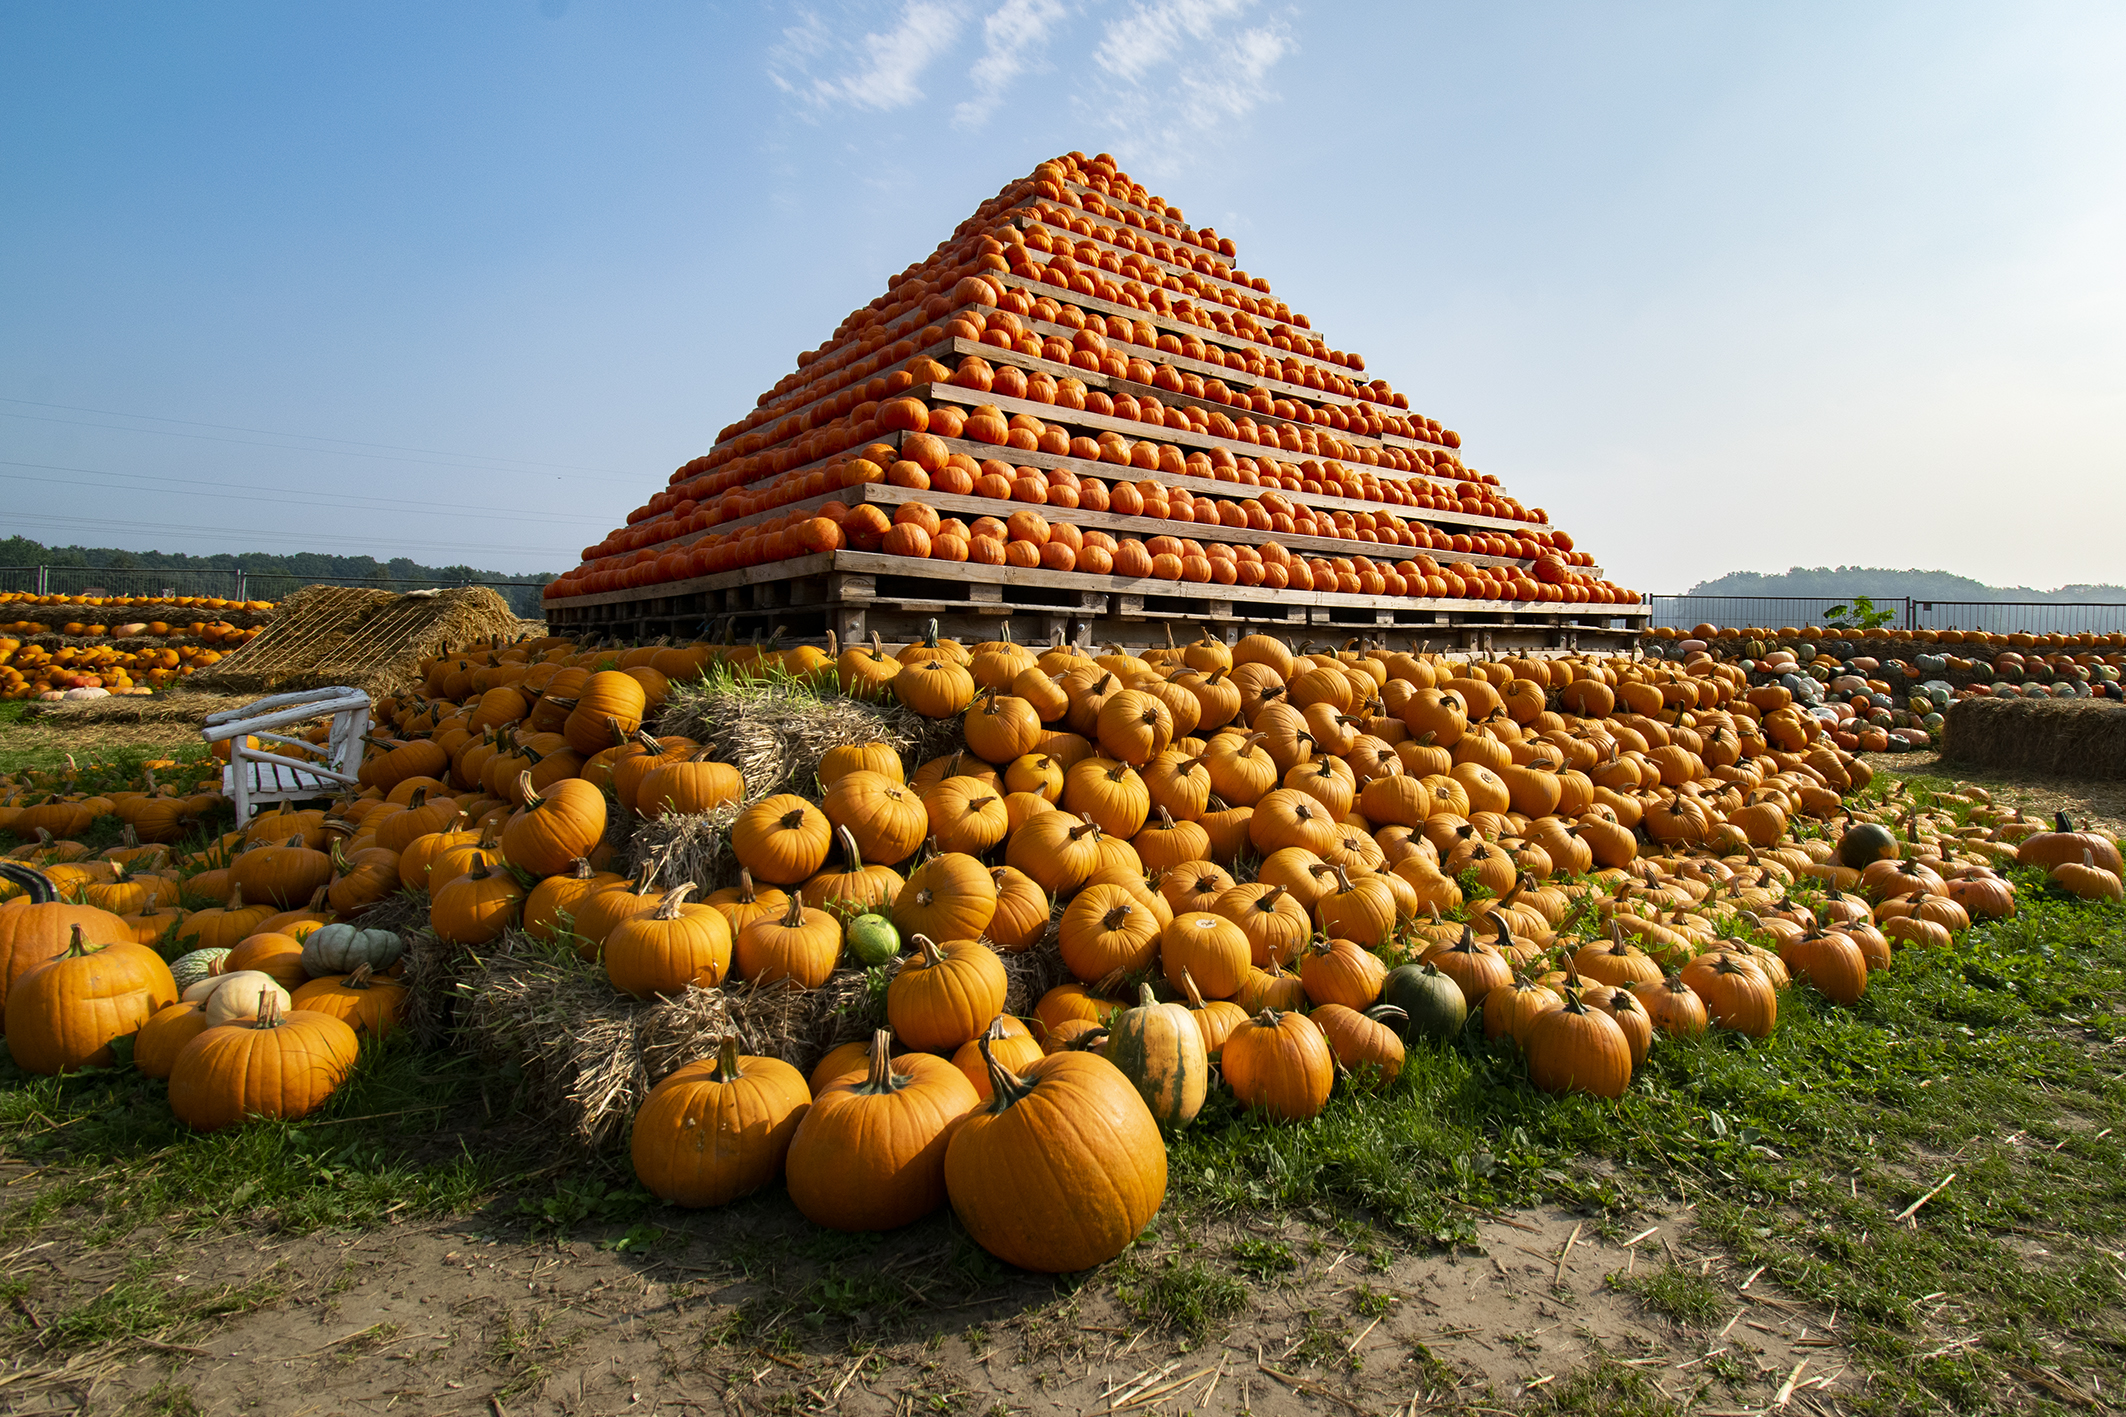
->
543, 548, 1651, 625
846, 480, 1550, 574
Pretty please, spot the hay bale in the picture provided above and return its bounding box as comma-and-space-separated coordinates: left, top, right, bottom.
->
655, 670, 960, 802
450, 927, 897, 1154
197, 585, 520, 696
624, 804, 743, 895
1942, 697, 2126, 779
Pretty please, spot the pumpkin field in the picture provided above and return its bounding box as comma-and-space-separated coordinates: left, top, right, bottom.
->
0, 147, 2122, 1415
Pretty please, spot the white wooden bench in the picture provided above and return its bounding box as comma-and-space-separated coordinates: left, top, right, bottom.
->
202, 687, 372, 825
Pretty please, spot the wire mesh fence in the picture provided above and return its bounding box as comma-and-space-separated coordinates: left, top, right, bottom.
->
1648, 594, 2126, 637
0, 566, 553, 618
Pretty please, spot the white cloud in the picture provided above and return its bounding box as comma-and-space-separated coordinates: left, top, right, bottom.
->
1083, 0, 1294, 173
764, 0, 1294, 159
1093, 0, 1250, 81
769, 2, 970, 113
954, 0, 1071, 129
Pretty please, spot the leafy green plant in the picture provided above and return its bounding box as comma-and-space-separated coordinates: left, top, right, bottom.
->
1822, 594, 1899, 631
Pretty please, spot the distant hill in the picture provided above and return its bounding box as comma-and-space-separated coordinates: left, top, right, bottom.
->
1685, 567, 2126, 604
0, 536, 558, 618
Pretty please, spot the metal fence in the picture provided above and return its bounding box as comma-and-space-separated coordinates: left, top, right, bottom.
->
0, 566, 553, 619
1649, 594, 2126, 637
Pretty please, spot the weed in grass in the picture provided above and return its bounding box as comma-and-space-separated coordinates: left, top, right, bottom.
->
1115, 1253, 1246, 1344
1229, 1236, 1297, 1281
514, 1177, 652, 1236
1351, 1280, 1394, 1318
801, 1269, 903, 1325
1522, 1354, 1688, 1416
37, 1254, 282, 1352
122, 1382, 205, 1417
1606, 1264, 1725, 1328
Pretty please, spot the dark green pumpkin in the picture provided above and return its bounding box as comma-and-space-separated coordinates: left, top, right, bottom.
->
1103, 983, 1207, 1130
1380, 961, 1468, 1043
1836, 822, 1899, 870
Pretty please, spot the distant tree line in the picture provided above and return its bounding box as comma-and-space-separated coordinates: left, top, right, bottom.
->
1686, 566, 2126, 604
0, 536, 560, 618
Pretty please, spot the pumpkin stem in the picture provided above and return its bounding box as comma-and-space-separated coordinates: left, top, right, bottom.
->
911, 933, 946, 968
779, 891, 807, 929
654, 883, 697, 919
516, 770, 544, 812
345, 962, 376, 989
1061, 1025, 1110, 1052
710, 1033, 744, 1082
853, 1028, 910, 1094
254, 991, 285, 1029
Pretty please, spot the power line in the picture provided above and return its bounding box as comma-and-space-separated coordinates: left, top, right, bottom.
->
0, 460, 594, 526
1, 509, 577, 564
0, 409, 654, 482
0, 396, 641, 477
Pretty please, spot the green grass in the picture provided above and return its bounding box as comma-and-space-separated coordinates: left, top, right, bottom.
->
0, 702, 217, 778
1606, 1263, 1725, 1327
0, 1032, 517, 1244
1114, 1249, 1248, 1343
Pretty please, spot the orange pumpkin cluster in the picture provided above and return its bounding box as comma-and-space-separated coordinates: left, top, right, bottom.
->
546, 151, 1629, 608
4, 626, 2086, 1260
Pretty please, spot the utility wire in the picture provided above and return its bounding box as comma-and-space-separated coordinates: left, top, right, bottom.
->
0, 460, 595, 526
0, 396, 638, 476
1, 509, 575, 564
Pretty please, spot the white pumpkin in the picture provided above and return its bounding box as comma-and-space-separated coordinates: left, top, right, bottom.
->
187, 969, 293, 1026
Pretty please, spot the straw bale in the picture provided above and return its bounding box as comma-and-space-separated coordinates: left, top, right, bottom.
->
450, 924, 898, 1153
1942, 697, 2126, 780
998, 933, 1068, 1019
197, 584, 519, 696
655, 670, 960, 802
623, 805, 743, 895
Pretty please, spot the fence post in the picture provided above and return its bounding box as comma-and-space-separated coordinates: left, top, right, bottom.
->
235, 566, 246, 603
35, 565, 46, 596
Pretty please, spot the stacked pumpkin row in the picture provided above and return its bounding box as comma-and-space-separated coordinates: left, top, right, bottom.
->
548, 150, 1628, 609
1652, 624, 2126, 652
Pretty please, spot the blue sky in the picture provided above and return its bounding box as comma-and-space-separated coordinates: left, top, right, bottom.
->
3, 2, 2120, 589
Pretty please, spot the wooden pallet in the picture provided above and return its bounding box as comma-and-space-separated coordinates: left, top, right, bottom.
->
542, 551, 1647, 652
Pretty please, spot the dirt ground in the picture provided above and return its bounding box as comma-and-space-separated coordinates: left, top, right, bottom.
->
0, 1190, 1853, 1417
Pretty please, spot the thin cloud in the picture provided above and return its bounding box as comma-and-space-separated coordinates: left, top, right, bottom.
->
1093, 0, 1252, 82
954, 0, 1071, 129
1085, 0, 1294, 174
769, 2, 969, 113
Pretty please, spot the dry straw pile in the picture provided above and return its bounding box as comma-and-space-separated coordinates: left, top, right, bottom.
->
197, 585, 521, 696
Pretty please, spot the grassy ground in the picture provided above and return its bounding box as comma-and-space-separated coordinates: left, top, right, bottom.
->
0, 767, 2121, 1412
0, 700, 213, 778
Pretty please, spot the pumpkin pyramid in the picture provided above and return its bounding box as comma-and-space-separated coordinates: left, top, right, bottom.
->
542, 150, 1637, 616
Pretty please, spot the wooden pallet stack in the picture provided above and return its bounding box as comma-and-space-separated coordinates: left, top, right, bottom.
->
543, 152, 1649, 652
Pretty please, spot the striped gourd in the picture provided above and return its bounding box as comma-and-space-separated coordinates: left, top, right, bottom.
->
1102, 984, 1208, 1130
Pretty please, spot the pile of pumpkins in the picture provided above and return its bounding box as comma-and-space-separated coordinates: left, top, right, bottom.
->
0, 856, 407, 1129
308, 625, 2115, 1267
1650, 625, 2126, 734
7, 626, 2121, 1274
